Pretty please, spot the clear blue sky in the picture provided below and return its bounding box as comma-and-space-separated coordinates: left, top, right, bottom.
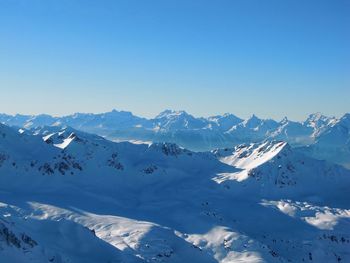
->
0, 0, 349, 120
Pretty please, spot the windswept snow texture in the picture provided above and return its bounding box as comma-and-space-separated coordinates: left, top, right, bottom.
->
0, 123, 349, 262
1, 110, 349, 168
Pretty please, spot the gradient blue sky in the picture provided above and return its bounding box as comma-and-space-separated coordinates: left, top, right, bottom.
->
0, 0, 349, 120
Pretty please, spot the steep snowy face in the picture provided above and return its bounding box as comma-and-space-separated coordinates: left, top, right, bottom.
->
214, 141, 288, 170
213, 141, 289, 184
213, 141, 350, 196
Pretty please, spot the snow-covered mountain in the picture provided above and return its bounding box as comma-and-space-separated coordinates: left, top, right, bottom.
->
213, 140, 350, 198
1, 110, 349, 166
304, 112, 338, 137
267, 117, 314, 145
152, 110, 209, 131
0, 123, 349, 262
226, 115, 280, 143
207, 113, 243, 131
297, 113, 350, 169
0, 114, 33, 127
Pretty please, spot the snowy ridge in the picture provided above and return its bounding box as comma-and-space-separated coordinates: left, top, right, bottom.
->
213, 141, 350, 197
214, 141, 288, 170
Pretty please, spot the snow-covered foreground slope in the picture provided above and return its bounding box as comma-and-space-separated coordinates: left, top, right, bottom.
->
0, 124, 349, 262
0, 203, 137, 263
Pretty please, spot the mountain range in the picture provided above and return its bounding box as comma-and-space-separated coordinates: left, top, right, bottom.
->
1, 110, 349, 168
0, 121, 349, 262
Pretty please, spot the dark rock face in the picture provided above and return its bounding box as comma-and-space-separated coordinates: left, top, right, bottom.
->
107, 152, 124, 171
0, 222, 37, 250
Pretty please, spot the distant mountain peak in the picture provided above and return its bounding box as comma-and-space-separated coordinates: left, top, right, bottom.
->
242, 114, 262, 127
306, 112, 328, 122
155, 109, 189, 119
208, 113, 241, 119
304, 112, 336, 132
102, 109, 135, 117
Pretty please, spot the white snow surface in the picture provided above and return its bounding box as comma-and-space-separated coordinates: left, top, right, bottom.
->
0, 123, 349, 262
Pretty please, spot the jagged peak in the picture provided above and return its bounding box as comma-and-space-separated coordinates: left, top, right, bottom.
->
241, 114, 262, 128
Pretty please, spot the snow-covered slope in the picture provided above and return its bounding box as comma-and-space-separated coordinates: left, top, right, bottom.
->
0, 202, 138, 263
213, 141, 350, 198
0, 124, 349, 262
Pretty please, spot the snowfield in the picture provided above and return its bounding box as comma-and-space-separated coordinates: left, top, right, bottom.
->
0, 123, 349, 262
